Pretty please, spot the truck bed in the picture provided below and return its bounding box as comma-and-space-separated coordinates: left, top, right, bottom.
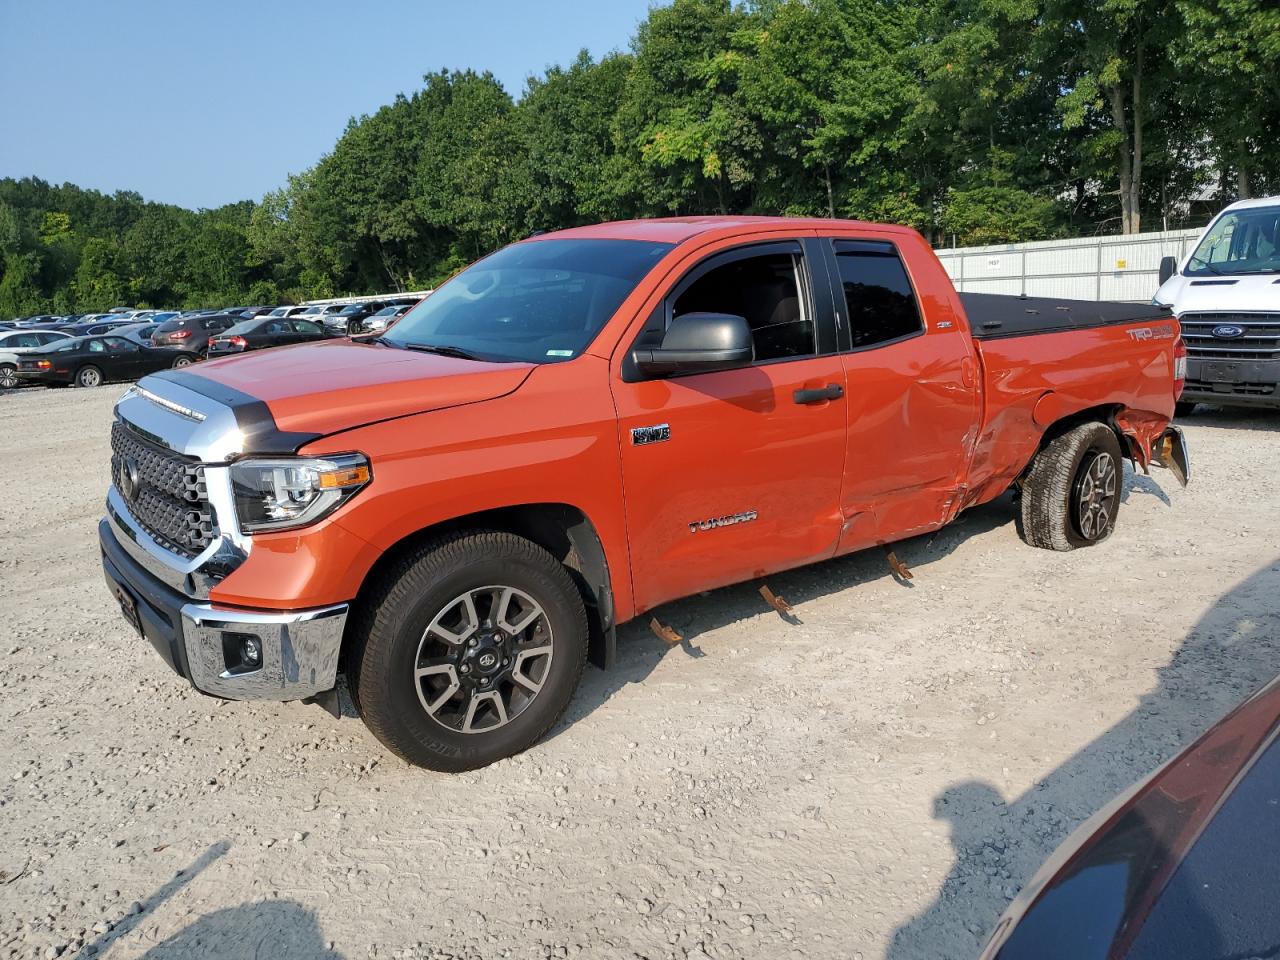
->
960, 293, 1173, 340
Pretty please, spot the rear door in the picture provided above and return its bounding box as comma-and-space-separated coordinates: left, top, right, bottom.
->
611, 237, 848, 614
821, 237, 978, 549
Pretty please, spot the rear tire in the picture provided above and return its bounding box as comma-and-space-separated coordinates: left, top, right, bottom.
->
1017, 422, 1123, 551
0, 363, 15, 390
1174, 401, 1198, 418
347, 530, 588, 771
171, 354, 193, 369
75, 365, 102, 388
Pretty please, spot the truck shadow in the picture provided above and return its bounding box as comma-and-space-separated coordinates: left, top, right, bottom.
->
130, 900, 343, 960
1180, 406, 1279, 432
563, 494, 1018, 732
566, 468, 1183, 735
885, 555, 1280, 959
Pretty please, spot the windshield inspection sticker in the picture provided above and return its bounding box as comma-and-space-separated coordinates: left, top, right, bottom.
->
546, 349, 574, 357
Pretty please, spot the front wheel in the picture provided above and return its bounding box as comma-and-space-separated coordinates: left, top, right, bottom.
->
0, 363, 15, 390
171, 354, 194, 369
347, 319, 363, 336
75, 365, 103, 388
347, 531, 588, 771
1017, 421, 1123, 551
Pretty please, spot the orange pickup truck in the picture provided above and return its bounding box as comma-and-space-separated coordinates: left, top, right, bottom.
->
99, 216, 1190, 770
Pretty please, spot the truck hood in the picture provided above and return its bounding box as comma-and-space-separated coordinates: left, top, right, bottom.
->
130, 339, 533, 458
1156, 273, 1280, 315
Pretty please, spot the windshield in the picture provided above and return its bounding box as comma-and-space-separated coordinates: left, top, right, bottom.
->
372, 306, 399, 317
383, 238, 672, 363
339, 304, 366, 315
1186, 206, 1280, 276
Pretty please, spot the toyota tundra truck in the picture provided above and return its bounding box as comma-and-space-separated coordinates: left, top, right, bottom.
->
99, 216, 1190, 771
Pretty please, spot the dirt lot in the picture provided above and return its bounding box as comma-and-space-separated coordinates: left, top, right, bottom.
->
0, 383, 1277, 960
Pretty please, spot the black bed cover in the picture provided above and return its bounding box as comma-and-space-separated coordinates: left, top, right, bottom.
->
959, 293, 1173, 341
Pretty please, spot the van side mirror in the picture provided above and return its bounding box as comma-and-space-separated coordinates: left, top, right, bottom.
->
631, 312, 753, 377
1158, 255, 1177, 285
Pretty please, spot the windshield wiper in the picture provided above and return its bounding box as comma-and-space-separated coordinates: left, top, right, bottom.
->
403, 342, 482, 361
1187, 254, 1224, 276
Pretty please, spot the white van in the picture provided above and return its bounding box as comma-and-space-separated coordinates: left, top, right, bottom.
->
1154, 196, 1280, 412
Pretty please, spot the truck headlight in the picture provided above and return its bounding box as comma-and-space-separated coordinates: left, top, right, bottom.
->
229, 454, 371, 532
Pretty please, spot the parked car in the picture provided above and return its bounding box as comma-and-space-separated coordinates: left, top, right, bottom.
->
150, 312, 240, 355
236, 305, 276, 320
361, 303, 414, 334
1154, 195, 1280, 412
207, 316, 334, 355
982, 673, 1280, 960
295, 304, 349, 330
99, 216, 1190, 772
0, 328, 74, 388
16, 334, 199, 388
261, 306, 309, 321
15, 315, 65, 328
57, 318, 135, 336
108, 322, 161, 346
332, 301, 387, 335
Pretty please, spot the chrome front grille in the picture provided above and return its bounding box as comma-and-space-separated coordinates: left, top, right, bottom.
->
1180, 312, 1280, 361
110, 420, 218, 558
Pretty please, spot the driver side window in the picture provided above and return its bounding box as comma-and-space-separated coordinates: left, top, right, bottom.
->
671, 252, 814, 362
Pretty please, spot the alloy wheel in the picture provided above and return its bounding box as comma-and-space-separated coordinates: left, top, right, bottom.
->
1073, 451, 1117, 541
413, 585, 554, 734
0, 365, 15, 389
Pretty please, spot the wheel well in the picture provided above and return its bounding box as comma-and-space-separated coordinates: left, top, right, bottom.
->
1018, 403, 1127, 485
347, 503, 616, 672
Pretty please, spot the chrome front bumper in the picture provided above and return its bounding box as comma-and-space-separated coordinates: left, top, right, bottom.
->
101, 509, 348, 703
181, 601, 348, 700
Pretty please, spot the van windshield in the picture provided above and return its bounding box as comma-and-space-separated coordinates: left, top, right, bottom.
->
1186, 206, 1280, 276
382, 238, 673, 363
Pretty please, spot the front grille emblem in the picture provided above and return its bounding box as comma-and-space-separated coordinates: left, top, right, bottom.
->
119, 457, 140, 501
1211, 324, 1245, 339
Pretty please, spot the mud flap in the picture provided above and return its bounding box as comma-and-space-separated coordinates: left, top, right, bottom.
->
1152, 425, 1190, 487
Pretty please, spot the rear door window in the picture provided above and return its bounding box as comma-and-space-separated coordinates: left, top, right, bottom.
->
831, 240, 923, 350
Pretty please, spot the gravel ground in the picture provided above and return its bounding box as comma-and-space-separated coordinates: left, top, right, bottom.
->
0, 384, 1277, 960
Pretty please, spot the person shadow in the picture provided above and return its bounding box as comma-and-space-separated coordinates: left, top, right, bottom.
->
886, 553, 1280, 959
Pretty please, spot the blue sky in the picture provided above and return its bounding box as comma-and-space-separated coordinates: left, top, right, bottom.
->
0, 0, 659, 210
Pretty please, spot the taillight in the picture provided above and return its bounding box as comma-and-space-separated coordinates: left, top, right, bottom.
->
36, 360, 52, 370
1173, 336, 1187, 392
170, 329, 192, 339
228, 336, 247, 347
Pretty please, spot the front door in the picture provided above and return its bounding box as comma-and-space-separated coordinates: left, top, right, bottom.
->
611, 240, 848, 615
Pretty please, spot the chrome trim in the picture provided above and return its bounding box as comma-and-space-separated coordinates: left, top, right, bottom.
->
106, 480, 248, 599
181, 602, 348, 700
128, 385, 208, 422
116, 381, 246, 461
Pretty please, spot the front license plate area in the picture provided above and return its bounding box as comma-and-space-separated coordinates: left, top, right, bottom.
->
114, 584, 142, 637
1202, 361, 1242, 383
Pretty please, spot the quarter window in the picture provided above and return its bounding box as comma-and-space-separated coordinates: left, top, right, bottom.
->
833, 241, 923, 349
672, 252, 814, 362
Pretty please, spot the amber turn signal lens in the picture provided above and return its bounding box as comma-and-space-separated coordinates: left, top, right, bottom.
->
317, 465, 372, 489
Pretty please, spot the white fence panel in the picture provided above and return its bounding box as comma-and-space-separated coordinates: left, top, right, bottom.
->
936, 229, 1203, 302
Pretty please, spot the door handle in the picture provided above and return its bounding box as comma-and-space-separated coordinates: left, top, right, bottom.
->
793, 383, 844, 405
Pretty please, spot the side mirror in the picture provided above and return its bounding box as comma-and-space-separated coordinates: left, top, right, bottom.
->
1158, 255, 1177, 285
632, 312, 753, 377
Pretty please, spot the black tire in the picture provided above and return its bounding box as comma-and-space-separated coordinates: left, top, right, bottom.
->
1017, 421, 1123, 551
1174, 401, 1198, 418
171, 354, 194, 369
0, 363, 16, 390
75, 365, 103, 388
347, 530, 588, 771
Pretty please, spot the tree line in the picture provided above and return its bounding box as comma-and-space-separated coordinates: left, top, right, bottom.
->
2, 0, 1277, 316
